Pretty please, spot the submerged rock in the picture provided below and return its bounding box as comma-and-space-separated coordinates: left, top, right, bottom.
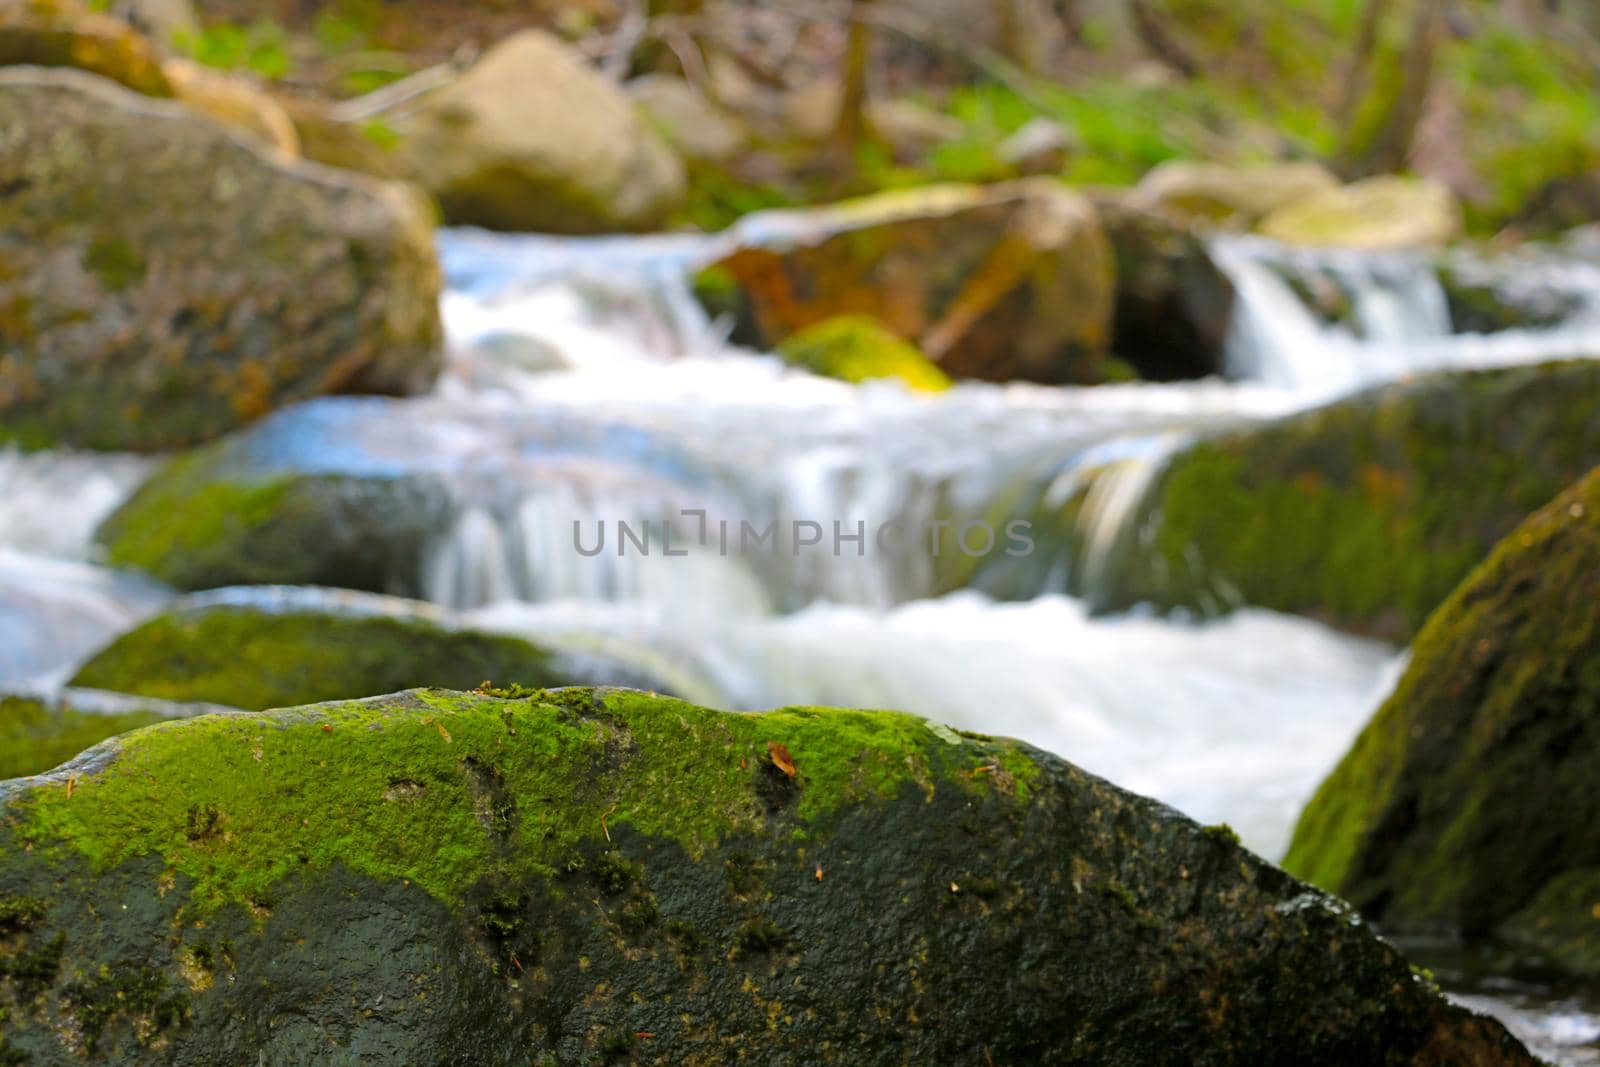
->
776, 315, 951, 392
388, 30, 686, 233
1258, 176, 1463, 251
1097, 360, 1600, 640
0, 67, 443, 452
0, 687, 1531, 1064
1285, 468, 1600, 978
707, 181, 1115, 384
0, 690, 211, 780
68, 588, 673, 711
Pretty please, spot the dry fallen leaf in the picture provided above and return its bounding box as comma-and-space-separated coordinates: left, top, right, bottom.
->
767, 741, 797, 779
815, 865, 825, 882
435, 722, 452, 743
320, 724, 333, 734
64, 774, 78, 798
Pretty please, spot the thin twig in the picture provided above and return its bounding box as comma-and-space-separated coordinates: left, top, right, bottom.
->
330, 60, 463, 122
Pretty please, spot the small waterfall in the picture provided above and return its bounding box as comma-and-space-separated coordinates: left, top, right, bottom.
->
1212, 234, 1600, 397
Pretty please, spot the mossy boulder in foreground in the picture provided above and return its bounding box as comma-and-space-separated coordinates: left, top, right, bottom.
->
68, 589, 676, 711
1284, 467, 1600, 978
0, 688, 1531, 1064
707, 181, 1115, 385
1099, 359, 1600, 641
0, 67, 442, 451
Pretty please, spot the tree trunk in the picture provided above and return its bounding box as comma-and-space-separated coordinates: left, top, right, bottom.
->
1366, 0, 1447, 173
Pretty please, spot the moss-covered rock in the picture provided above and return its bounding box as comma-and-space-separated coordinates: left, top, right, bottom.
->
707, 180, 1115, 385
776, 315, 952, 392
0, 0, 172, 96
67, 589, 671, 711
1257, 177, 1463, 251
0, 687, 1532, 1063
95, 404, 453, 594
0, 691, 201, 781
0, 67, 442, 452
1099, 360, 1600, 641
386, 30, 686, 234
1284, 468, 1600, 978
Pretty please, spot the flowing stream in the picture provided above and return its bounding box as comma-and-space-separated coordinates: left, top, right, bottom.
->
5, 227, 1600, 1061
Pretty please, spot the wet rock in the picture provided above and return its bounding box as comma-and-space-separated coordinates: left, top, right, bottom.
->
1258, 176, 1463, 251
390, 30, 686, 233
94, 401, 456, 594
1436, 250, 1590, 334
1097, 360, 1600, 641
0, 67, 443, 452
92, 396, 724, 600
0, 687, 1533, 1064
1094, 191, 1235, 381
1285, 467, 1600, 978
706, 180, 1115, 384
68, 588, 676, 711
0, 0, 172, 96
1133, 161, 1340, 230
776, 315, 951, 392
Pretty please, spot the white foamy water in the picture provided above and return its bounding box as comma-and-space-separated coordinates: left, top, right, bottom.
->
0, 451, 170, 689
1214, 234, 1600, 398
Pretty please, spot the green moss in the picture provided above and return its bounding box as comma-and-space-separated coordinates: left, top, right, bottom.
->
94, 439, 449, 594
1500, 867, 1600, 976
1104, 361, 1600, 640
82, 235, 147, 292
97, 449, 294, 580
0, 696, 172, 780
1284, 467, 1600, 971
776, 315, 951, 392
9, 688, 1033, 915
67, 605, 569, 711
